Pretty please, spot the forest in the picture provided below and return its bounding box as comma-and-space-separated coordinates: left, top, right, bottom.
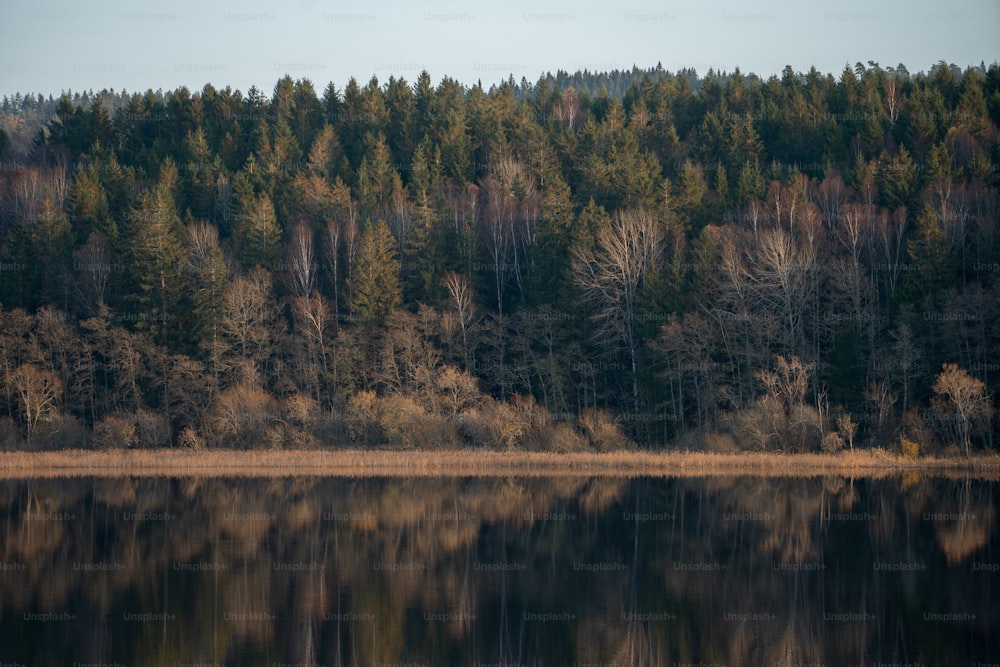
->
0, 62, 998, 454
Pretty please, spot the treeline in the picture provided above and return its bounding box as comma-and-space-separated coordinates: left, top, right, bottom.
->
0, 62, 998, 453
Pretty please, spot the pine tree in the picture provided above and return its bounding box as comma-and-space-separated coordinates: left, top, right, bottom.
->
955, 73, 990, 139
232, 191, 281, 270
356, 133, 404, 223
675, 160, 708, 232
349, 220, 401, 324
714, 162, 730, 212
339, 78, 365, 175
31, 188, 74, 309
402, 191, 440, 304
291, 78, 324, 151
901, 204, 955, 304
182, 127, 217, 220
736, 160, 765, 206
184, 222, 230, 356
307, 124, 346, 180
123, 183, 185, 346
67, 164, 116, 244
878, 146, 917, 210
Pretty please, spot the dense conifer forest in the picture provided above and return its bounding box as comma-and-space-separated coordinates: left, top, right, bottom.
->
0, 62, 998, 454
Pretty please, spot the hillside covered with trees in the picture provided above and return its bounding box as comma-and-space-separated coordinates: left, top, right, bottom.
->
0, 62, 998, 454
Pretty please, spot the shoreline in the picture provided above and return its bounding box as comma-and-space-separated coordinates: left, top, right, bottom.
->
1, 448, 999, 479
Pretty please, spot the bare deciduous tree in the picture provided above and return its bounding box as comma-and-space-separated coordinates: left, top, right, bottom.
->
755, 355, 813, 418
480, 173, 517, 314
11, 364, 63, 437
285, 221, 317, 298
816, 174, 848, 229
215, 268, 277, 387
573, 208, 664, 414
888, 322, 922, 415
836, 411, 858, 450
705, 227, 778, 405
73, 231, 112, 316
832, 203, 877, 338
748, 223, 817, 356
434, 365, 480, 417
883, 75, 901, 125
933, 363, 992, 456
292, 293, 332, 402
186, 221, 222, 269
496, 156, 539, 295
869, 206, 907, 302
441, 271, 477, 371
555, 87, 581, 131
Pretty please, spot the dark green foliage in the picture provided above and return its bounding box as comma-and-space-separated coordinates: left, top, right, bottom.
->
1, 62, 998, 449
349, 220, 401, 324
121, 182, 185, 345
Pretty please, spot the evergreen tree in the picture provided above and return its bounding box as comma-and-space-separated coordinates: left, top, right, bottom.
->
232, 191, 282, 270
184, 222, 230, 356
307, 124, 347, 181
356, 133, 404, 224
67, 164, 116, 244
402, 190, 441, 303
901, 204, 956, 304
349, 220, 401, 324
878, 146, 917, 210
123, 183, 185, 346
182, 127, 218, 220
736, 160, 765, 206
31, 188, 74, 309
674, 160, 708, 232
291, 78, 324, 151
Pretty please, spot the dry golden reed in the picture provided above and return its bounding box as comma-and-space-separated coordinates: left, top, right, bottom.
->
0, 448, 997, 479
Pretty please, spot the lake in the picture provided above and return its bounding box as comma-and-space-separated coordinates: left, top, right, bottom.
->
1, 474, 997, 665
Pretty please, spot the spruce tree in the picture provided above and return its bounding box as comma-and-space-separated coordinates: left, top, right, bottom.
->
123, 183, 185, 346
349, 220, 401, 324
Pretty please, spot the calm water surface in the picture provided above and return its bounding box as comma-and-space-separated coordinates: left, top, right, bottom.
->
0, 475, 997, 665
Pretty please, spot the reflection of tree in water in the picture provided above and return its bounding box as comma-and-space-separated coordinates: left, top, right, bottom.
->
0, 475, 996, 665
930, 478, 994, 564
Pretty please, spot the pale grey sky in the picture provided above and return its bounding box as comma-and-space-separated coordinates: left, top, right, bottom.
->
1, 0, 998, 97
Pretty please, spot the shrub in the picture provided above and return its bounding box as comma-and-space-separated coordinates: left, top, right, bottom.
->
578, 408, 633, 452
177, 426, 204, 449
42, 415, 89, 450
900, 437, 920, 459
543, 422, 588, 453
788, 404, 824, 451
456, 400, 529, 450
347, 390, 383, 444
900, 408, 938, 454
733, 397, 783, 450
134, 409, 171, 448
703, 432, 738, 453
282, 393, 320, 428
456, 409, 494, 447
942, 443, 961, 458
281, 424, 320, 450
821, 431, 844, 453
208, 383, 276, 448
378, 395, 427, 448
93, 415, 136, 449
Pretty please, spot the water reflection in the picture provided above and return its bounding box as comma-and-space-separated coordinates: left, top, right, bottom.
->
0, 475, 997, 665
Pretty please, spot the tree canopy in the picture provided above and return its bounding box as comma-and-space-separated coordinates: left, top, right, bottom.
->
0, 62, 998, 453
